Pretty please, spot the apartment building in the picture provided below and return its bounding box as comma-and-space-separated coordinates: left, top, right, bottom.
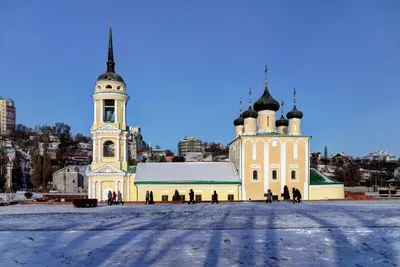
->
0, 97, 16, 136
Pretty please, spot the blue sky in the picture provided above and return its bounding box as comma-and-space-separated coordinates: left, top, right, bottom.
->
1, 1, 399, 157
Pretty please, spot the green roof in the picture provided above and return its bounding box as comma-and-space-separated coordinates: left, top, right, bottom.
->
127, 166, 136, 173
309, 168, 343, 185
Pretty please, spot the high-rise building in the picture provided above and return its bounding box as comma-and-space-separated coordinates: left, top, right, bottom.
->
178, 136, 202, 156
0, 97, 16, 136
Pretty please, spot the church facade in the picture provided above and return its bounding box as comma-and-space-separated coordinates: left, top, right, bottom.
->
87, 24, 344, 202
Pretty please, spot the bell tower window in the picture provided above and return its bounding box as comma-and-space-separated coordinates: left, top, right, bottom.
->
267, 116, 269, 127
103, 140, 115, 157
104, 100, 115, 122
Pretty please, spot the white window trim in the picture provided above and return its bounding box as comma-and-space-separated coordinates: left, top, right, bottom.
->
270, 168, 280, 182
250, 168, 261, 182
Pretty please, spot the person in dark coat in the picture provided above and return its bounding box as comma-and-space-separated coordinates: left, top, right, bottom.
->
145, 191, 149, 205
266, 189, 273, 203
188, 189, 195, 204
292, 188, 297, 204
211, 190, 218, 204
107, 190, 113, 206
296, 189, 302, 203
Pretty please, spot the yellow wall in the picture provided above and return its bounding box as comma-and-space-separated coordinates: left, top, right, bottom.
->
244, 118, 256, 134
257, 111, 276, 133
135, 184, 241, 202
309, 185, 344, 200
235, 125, 244, 138
239, 136, 310, 201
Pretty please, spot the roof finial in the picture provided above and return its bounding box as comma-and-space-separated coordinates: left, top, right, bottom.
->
107, 18, 115, 73
264, 64, 268, 87
249, 88, 252, 107
293, 87, 297, 107
240, 97, 243, 113
281, 100, 284, 117
109, 17, 112, 28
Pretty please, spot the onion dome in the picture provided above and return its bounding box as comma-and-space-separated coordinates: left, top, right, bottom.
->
276, 100, 289, 127
97, 20, 125, 85
253, 65, 280, 112
242, 88, 258, 119
233, 114, 244, 126
233, 98, 244, 126
242, 106, 258, 119
287, 87, 304, 119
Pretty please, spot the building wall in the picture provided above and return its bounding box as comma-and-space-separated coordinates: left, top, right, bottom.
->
240, 136, 310, 201
52, 169, 88, 193
309, 184, 344, 200
135, 184, 241, 202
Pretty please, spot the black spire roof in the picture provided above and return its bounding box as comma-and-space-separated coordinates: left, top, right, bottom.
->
242, 88, 258, 119
97, 19, 125, 84
233, 98, 244, 126
253, 65, 280, 112
276, 100, 289, 127
287, 87, 304, 119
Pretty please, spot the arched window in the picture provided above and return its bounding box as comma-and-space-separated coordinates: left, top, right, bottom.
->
267, 116, 270, 126
291, 170, 296, 180
103, 140, 115, 157
252, 170, 258, 180
96, 85, 101, 90
105, 84, 112, 89
272, 170, 277, 179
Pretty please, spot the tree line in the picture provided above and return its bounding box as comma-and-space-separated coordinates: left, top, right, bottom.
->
0, 122, 91, 192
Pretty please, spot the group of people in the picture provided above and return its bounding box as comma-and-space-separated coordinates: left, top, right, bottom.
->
107, 190, 124, 205
187, 189, 219, 204
265, 187, 302, 203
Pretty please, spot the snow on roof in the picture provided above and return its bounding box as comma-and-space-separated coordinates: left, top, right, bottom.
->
135, 162, 240, 183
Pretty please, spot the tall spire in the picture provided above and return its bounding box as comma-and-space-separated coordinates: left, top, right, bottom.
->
240, 97, 243, 113
107, 18, 115, 73
248, 88, 252, 107
293, 87, 297, 107
281, 100, 284, 117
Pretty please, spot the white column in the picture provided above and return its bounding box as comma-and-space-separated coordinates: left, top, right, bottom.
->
121, 180, 125, 199
115, 101, 118, 123
94, 101, 96, 123
280, 142, 287, 194
98, 137, 102, 162
87, 181, 91, 198
127, 177, 130, 201
123, 137, 127, 162
92, 138, 96, 162
92, 181, 96, 199
97, 181, 102, 201
264, 142, 269, 194
114, 180, 118, 193
241, 140, 246, 200
304, 141, 309, 200
116, 137, 120, 161
123, 102, 126, 124
100, 100, 104, 122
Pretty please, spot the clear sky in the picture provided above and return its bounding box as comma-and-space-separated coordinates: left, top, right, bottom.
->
1, 0, 399, 157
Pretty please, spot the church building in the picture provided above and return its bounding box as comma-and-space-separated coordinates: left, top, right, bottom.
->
87, 23, 344, 202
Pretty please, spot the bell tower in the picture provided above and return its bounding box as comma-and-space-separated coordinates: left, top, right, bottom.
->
90, 20, 130, 172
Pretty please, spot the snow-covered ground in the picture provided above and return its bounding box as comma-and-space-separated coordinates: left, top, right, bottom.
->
0, 201, 399, 266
